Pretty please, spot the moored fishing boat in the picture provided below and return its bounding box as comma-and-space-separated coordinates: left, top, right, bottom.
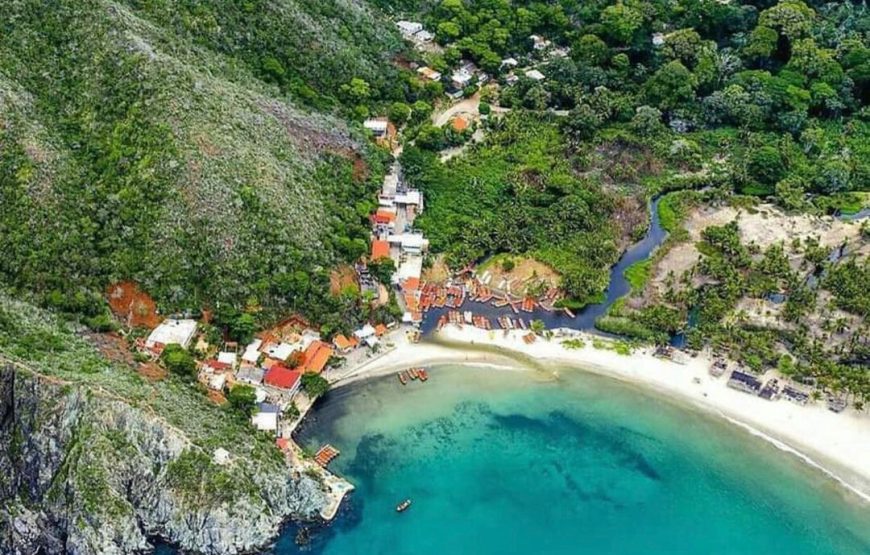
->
396, 499, 412, 513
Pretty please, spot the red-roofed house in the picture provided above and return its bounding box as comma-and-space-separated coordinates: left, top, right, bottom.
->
263, 365, 301, 394
374, 324, 388, 337
276, 437, 290, 451
202, 359, 232, 372
371, 240, 390, 260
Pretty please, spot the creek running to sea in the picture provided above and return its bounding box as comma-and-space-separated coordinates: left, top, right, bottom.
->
419, 197, 667, 334
273, 365, 868, 554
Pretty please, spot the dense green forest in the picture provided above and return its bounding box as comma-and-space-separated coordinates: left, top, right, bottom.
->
0, 0, 408, 331
403, 115, 627, 303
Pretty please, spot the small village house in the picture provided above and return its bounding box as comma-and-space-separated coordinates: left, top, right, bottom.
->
251, 406, 279, 432
417, 66, 442, 81
371, 239, 390, 260
217, 351, 237, 368
236, 366, 266, 386
332, 334, 359, 354
529, 34, 551, 50
450, 68, 474, 90
144, 319, 198, 355
241, 339, 262, 365
387, 232, 429, 255
363, 118, 389, 138
414, 30, 434, 42
396, 20, 422, 38
263, 365, 302, 396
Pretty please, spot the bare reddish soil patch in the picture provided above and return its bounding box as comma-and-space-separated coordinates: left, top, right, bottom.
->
330, 264, 360, 296
107, 281, 160, 328
138, 362, 167, 382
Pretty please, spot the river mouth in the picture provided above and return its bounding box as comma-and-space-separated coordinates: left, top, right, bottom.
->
419, 197, 667, 335
286, 364, 870, 555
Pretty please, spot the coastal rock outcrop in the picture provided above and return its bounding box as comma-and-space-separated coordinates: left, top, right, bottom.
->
0, 365, 327, 554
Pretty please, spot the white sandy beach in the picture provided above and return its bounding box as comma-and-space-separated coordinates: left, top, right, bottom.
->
330, 325, 870, 503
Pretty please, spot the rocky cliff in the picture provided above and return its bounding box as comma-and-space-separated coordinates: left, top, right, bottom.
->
0, 364, 327, 554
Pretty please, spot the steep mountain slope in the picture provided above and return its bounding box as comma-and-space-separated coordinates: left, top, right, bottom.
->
0, 291, 327, 554
0, 0, 400, 318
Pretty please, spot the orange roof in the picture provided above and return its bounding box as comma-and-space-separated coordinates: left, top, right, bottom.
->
371, 240, 390, 260
403, 277, 420, 291
451, 117, 468, 131
375, 209, 396, 222
333, 334, 353, 351
374, 324, 388, 337
300, 341, 333, 374
276, 437, 290, 450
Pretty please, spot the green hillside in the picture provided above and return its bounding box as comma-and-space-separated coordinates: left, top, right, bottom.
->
0, 0, 404, 325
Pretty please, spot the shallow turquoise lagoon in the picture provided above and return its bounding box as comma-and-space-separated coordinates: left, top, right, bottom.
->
280, 364, 869, 554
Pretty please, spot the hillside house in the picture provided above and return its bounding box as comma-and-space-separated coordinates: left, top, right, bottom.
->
371, 239, 390, 260
525, 69, 545, 81
387, 232, 429, 255
450, 68, 474, 90
298, 340, 333, 374
363, 118, 389, 138
333, 334, 359, 354
414, 30, 434, 42
241, 339, 262, 365
263, 365, 302, 396
501, 57, 519, 69
396, 20, 423, 38
217, 351, 237, 368
236, 366, 265, 386
529, 35, 551, 50
417, 66, 442, 81
144, 319, 197, 354
251, 407, 278, 432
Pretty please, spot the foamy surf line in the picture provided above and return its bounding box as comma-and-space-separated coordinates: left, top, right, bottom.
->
721, 413, 870, 504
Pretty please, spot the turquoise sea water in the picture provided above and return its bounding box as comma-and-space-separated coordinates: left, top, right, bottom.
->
279, 364, 870, 555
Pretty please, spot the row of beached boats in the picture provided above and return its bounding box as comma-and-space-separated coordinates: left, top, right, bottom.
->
397, 367, 429, 385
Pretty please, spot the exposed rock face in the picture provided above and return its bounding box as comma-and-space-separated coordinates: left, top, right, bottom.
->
0, 365, 327, 554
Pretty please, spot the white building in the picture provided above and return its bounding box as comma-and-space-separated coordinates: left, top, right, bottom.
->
501, 58, 519, 69
252, 411, 278, 432
652, 33, 666, 46
396, 20, 423, 38
363, 118, 389, 138
387, 232, 429, 255
414, 30, 434, 42
145, 319, 197, 350
394, 255, 424, 284
525, 69, 545, 81
241, 339, 263, 364
217, 351, 237, 367
207, 373, 227, 391
451, 69, 474, 90
394, 190, 421, 206
354, 324, 376, 341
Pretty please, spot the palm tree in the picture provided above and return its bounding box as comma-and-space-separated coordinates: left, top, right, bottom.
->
530, 319, 545, 335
